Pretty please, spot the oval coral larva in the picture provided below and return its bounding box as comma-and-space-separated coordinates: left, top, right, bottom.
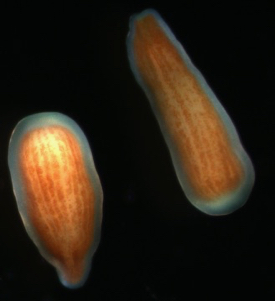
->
127, 9, 255, 215
8, 112, 103, 288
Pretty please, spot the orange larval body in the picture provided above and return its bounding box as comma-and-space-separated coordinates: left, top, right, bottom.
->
19, 126, 95, 285
133, 15, 243, 200
127, 10, 255, 215
8, 112, 103, 288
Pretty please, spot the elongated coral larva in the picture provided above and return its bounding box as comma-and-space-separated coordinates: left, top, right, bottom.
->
127, 9, 255, 215
8, 112, 103, 288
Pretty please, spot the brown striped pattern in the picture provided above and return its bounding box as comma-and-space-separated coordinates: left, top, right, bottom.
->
133, 15, 244, 200
19, 125, 95, 285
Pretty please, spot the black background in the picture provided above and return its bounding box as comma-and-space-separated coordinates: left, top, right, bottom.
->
0, 2, 274, 300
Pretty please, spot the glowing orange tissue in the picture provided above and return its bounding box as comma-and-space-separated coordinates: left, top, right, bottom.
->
127, 9, 255, 215
8, 112, 103, 288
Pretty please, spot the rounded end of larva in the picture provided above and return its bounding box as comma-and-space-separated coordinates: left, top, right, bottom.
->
191, 167, 255, 216
192, 192, 248, 216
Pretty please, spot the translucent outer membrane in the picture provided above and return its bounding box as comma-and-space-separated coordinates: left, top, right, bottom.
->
8, 112, 103, 288
127, 9, 255, 215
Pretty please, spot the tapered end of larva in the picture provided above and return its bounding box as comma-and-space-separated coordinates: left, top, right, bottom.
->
55, 258, 92, 289
127, 9, 164, 86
